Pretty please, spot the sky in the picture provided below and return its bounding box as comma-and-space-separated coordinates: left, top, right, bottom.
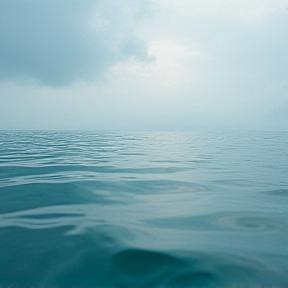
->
0, 0, 288, 131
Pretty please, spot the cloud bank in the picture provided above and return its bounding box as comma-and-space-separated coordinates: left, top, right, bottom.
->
0, 0, 150, 86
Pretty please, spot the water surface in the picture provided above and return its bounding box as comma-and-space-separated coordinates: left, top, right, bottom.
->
0, 131, 287, 287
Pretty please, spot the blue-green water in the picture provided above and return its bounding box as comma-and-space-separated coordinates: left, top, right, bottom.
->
0, 131, 287, 287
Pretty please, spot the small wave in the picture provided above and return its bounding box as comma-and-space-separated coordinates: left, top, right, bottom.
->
108, 248, 286, 287
110, 248, 215, 287
264, 188, 288, 197
217, 214, 282, 232
147, 212, 284, 233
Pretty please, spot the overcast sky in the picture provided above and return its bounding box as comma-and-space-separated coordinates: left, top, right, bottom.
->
0, 0, 287, 130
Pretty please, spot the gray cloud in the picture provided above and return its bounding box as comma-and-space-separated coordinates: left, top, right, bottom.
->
0, 0, 150, 86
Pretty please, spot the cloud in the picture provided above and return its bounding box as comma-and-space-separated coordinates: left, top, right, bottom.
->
109, 40, 207, 91
155, 1, 288, 95
0, 0, 287, 130
0, 0, 151, 86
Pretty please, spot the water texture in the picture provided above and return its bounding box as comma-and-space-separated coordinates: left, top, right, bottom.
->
0, 131, 287, 287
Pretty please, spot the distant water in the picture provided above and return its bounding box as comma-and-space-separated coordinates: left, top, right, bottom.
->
0, 131, 287, 288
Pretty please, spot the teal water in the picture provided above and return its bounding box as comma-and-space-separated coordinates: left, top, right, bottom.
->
0, 131, 287, 287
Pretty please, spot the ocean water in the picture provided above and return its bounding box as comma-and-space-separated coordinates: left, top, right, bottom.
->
0, 130, 287, 288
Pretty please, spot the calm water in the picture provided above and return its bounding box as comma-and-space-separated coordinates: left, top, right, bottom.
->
0, 131, 287, 288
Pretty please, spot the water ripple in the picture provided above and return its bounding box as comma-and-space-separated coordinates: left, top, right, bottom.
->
1, 131, 288, 287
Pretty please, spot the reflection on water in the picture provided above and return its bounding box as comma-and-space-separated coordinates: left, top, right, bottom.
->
0, 131, 288, 287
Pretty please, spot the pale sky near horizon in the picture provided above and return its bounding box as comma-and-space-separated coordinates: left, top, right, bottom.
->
0, 0, 288, 131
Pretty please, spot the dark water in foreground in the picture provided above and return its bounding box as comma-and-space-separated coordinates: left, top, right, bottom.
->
0, 131, 287, 288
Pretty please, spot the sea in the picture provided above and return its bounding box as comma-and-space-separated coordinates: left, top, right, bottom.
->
0, 130, 287, 288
